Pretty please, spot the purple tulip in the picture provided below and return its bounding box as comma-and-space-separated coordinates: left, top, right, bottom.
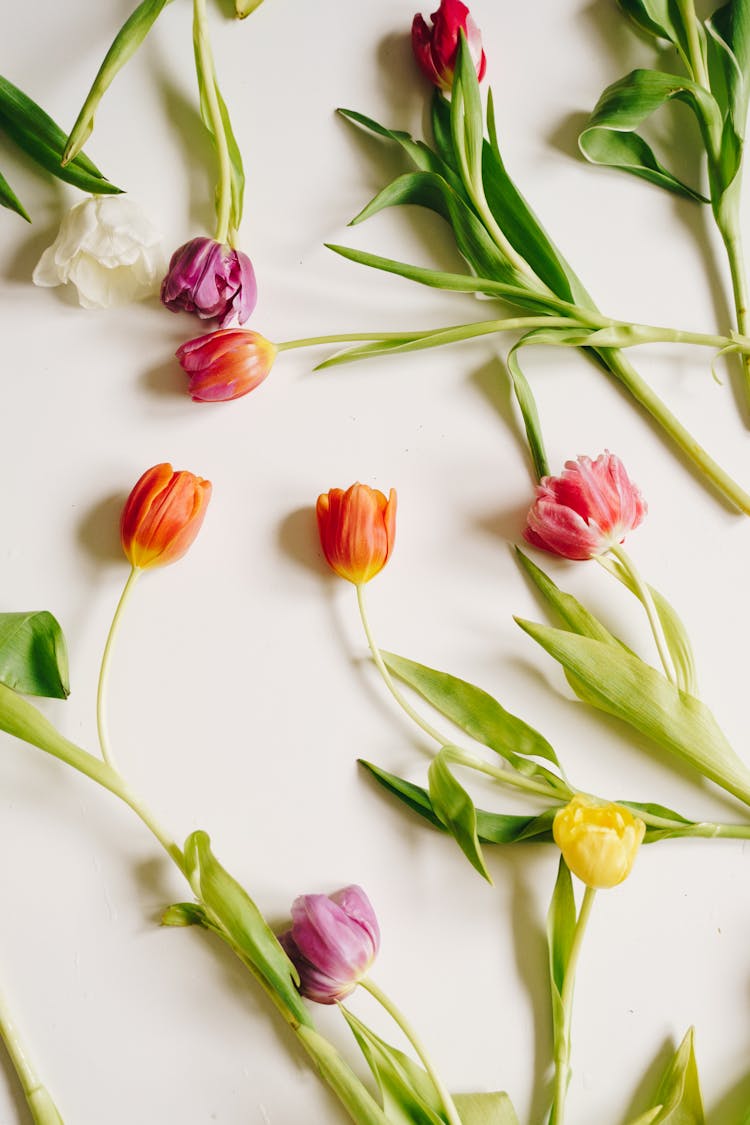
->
278, 885, 380, 1004
160, 237, 257, 327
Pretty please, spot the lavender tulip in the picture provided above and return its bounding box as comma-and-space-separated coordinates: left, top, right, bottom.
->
160, 237, 257, 327
279, 885, 380, 1004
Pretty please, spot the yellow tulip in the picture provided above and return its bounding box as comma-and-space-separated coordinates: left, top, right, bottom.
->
553, 794, 645, 889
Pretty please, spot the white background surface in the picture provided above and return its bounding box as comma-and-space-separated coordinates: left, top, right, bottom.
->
2, 1, 750, 1122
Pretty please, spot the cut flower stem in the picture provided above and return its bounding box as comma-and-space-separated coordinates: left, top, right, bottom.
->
549, 886, 596, 1125
96, 565, 140, 771
0, 982, 63, 1124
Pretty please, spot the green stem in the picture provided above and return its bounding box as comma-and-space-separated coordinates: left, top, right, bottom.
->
445, 746, 568, 801
359, 977, 463, 1125
0, 984, 63, 1124
604, 546, 677, 686
96, 566, 140, 771
718, 218, 750, 406
193, 0, 233, 245
675, 0, 711, 90
549, 886, 596, 1125
277, 316, 590, 353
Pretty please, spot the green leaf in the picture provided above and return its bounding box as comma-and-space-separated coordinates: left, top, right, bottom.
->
430, 91, 459, 173
633, 1028, 705, 1123
708, 1, 750, 132
183, 831, 312, 1027
0, 612, 69, 699
515, 619, 750, 809
0, 75, 121, 195
453, 1092, 520, 1125
617, 0, 692, 52
579, 69, 717, 202
161, 902, 211, 928
341, 1008, 446, 1125
381, 651, 565, 782
547, 858, 576, 1054
193, 31, 245, 236
324, 243, 562, 314
235, 0, 265, 16
349, 171, 520, 285
359, 761, 557, 844
0, 168, 30, 221
451, 31, 485, 188
295, 1025, 392, 1125
63, 0, 172, 163
428, 751, 491, 881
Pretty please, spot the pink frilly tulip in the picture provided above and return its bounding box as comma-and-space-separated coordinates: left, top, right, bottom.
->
160, 237, 257, 327
524, 452, 647, 561
412, 0, 487, 92
176, 328, 277, 402
278, 885, 380, 1004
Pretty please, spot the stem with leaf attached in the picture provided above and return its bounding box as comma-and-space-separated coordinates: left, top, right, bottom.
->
193, 0, 233, 245
549, 887, 596, 1125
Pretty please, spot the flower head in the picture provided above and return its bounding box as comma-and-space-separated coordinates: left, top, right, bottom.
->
278, 885, 380, 1005
176, 328, 277, 402
317, 484, 397, 585
523, 452, 647, 560
412, 0, 487, 92
121, 463, 212, 569
160, 237, 257, 327
32, 195, 164, 308
553, 795, 645, 889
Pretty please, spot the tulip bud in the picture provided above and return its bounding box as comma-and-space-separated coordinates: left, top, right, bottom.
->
553, 795, 645, 889
524, 451, 647, 561
176, 328, 277, 402
316, 484, 397, 585
160, 237, 257, 327
412, 0, 487, 92
278, 885, 380, 1004
120, 463, 212, 569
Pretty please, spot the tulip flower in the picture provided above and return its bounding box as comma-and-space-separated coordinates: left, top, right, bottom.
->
33, 195, 164, 308
523, 452, 647, 561
160, 237, 257, 327
120, 463, 212, 570
278, 885, 380, 1005
553, 794, 645, 890
176, 328, 277, 402
317, 484, 397, 585
412, 0, 487, 92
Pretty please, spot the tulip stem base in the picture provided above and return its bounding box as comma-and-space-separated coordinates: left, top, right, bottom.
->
0, 982, 63, 1124
96, 566, 140, 772
549, 885, 596, 1125
359, 977, 463, 1125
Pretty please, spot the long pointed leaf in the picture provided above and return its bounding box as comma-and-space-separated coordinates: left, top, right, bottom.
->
0, 168, 30, 221
428, 751, 491, 880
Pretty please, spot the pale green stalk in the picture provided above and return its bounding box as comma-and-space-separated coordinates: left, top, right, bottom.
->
603, 546, 677, 686
549, 887, 596, 1125
359, 978, 463, 1125
193, 0, 233, 245
96, 566, 140, 771
0, 984, 63, 1124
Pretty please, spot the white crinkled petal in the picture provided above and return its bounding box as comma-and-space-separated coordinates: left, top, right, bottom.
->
32, 244, 65, 287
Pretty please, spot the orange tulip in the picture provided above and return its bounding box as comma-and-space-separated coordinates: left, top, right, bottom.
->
316, 484, 397, 584
120, 463, 212, 569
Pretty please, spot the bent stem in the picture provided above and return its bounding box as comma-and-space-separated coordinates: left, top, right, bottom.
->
97, 566, 140, 771
0, 984, 63, 1124
359, 977, 463, 1125
549, 886, 596, 1125
603, 545, 677, 686
193, 0, 233, 245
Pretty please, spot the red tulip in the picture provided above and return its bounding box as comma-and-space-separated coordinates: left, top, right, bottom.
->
121, 463, 212, 569
412, 0, 487, 92
317, 484, 397, 584
524, 452, 647, 560
176, 328, 277, 402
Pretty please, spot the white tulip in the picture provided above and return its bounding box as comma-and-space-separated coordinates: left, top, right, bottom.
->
33, 195, 165, 308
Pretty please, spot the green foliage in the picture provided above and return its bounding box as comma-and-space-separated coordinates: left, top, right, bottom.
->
193, 26, 245, 238
453, 1092, 520, 1125
429, 750, 491, 881
546, 859, 576, 1062
0, 611, 69, 699
628, 1028, 705, 1123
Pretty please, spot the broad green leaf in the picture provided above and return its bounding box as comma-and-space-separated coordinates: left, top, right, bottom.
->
383, 651, 562, 773
515, 620, 750, 809
296, 1025, 392, 1125
635, 1028, 705, 1123
63, 0, 172, 164
359, 760, 557, 844
341, 1008, 445, 1125
453, 1092, 520, 1125
451, 32, 485, 187
429, 751, 491, 880
338, 108, 468, 201
184, 831, 311, 1027
547, 859, 576, 1052
515, 550, 633, 651
0, 168, 30, 221
324, 243, 562, 314
0, 612, 69, 699
161, 902, 211, 928
430, 91, 459, 173
193, 28, 245, 236
709, 1, 750, 131
617, 0, 693, 54
349, 171, 521, 285
579, 69, 717, 202
0, 76, 121, 196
